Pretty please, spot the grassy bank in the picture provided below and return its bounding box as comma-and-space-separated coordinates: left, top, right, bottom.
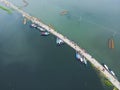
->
0, 6, 12, 14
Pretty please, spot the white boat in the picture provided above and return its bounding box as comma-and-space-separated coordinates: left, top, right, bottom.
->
76, 52, 84, 63
41, 32, 50, 36
110, 70, 116, 76
103, 64, 109, 71
109, 69, 118, 79
23, 18, 27, 24
56, 38, 64, 45
37, 27, 45, 31
83, 57, 87, 65
30, 23, 37, 28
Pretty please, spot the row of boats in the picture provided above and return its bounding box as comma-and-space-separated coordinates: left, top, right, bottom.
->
30, 23, 64, 45
31, 23, 86, 64
30, 23, 50, 36
75, 52, 117, 79
102, 64, 117, 78
75, 52, 87, 66
30, 23, 117, 79
30, 24, 87, 64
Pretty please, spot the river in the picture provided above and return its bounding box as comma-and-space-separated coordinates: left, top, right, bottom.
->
0, 0, 120, 90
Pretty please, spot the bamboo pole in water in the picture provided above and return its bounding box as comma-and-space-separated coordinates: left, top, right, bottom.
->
108, 38, 114, 49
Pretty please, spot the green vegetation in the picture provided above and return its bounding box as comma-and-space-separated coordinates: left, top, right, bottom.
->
104, 78, 113, 87
101, 77, 118, 90
0, 6, 12, 14
113, 87, 118, 90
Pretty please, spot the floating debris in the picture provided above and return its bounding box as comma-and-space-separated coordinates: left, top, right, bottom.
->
108, 38, 114, 49
60, 10, 68, 15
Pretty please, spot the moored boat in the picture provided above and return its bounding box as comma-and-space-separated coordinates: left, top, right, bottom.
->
102, 64, 109, 71
109, 69, 117, 78
75, 52, 87, 65
36, 26, 46, 32
83, 57, 87, 65
102, 64, 117, 78
30, 23, 37, 28
110, 70, 116, 76
41, 32, 50, 36
76, 52, 83, 62
56, 37, 64, 45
